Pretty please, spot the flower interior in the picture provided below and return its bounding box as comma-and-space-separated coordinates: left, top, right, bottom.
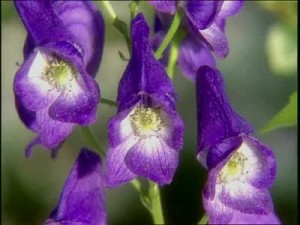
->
130, 106, 163, 137
42, 58, 76, 89
217, 151, 247, 184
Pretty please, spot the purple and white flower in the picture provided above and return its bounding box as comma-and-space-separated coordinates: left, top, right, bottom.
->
14, 0, 104, 156
45, 148, 107, 225
105, 13, 184, 187
151, 1, 243, 80
196, 66, 277, 224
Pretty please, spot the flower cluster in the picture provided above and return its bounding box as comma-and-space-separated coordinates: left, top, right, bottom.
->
150, 1, 243, 80
12, 0, 282, 224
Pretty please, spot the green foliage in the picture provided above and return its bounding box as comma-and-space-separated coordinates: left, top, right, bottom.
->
113, 17, 131, 54
266, 23, 297, 76
118, 50, 129, 61
260, 91, 297, 133
129, 0, 139, 21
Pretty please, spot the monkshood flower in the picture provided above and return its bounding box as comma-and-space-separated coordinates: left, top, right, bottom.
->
151, 1, 243, 80
14, 0, 104, 156
196, 66, 277, 224
45, 148, 106, 225
105, 13, 184, 187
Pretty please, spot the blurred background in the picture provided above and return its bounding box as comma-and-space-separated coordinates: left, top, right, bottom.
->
1, 1, 297, 225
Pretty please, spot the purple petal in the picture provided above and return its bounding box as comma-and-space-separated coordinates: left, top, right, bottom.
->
14, 0, 78, 48
230, 211, 281, 224
203, 191, 233, 224
218, 0, 244, 18
108, 106, 136, 148
196, 66, 253, 156
54, 0, 105, 77
243, 135, 277, 189
15, 95, 38, 132
117, 13, 177, 111
184, 1, 224, 30
46, 148, 106, 225
148, 0, 177, 14
48, 74, 99, 125
125, 137, 179, 185
220, 182, 273, 215
199, 22, 229, 59
24, 108, 74, 154
106, 98, 183, 186
178, 35, 216, 81
14, 50, 59, 111
206, 136, 243, 169
215, 17, 226, 32
156, 101, 184, 150
105, 137, 138, 187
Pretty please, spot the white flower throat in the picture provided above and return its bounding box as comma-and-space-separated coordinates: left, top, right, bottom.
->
217, 151, 248, 184
215, 140, 264, 185
130, 106, 163, 137
42, 58, 76, 90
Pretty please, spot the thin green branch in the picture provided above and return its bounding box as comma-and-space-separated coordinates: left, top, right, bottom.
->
81, 127, 105, 157
100, 97, 118, 107
101, 1, 117, 20
198, 214, 208, 225
154, 9, 183, 59
166, 29, 186, 78
148, 182, 165, 224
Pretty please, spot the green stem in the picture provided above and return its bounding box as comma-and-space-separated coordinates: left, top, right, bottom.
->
166, 30, 186, 78
154, 9, 183, 59
100, 97, 118, 107
129, 0, 139, 22
101, 1, 117, 19
198, 214, 208, 225
81, 127, 105, 157
148, 182, 165, 224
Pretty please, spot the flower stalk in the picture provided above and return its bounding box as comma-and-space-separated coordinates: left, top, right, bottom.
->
81, 126, 105, 157
148, 182, 165, 224
101, 1, 117, 19
198, 214, 208, 225
154, 9, 183, 59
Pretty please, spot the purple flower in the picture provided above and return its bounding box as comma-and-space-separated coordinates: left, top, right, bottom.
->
230, 211, 281, 224
104, 13, 184, 187
152, 16, 216, 81
14, 0, 104, 156
196, 66, 277, 224
151, 1, 243, 80
44, 148, 106, 225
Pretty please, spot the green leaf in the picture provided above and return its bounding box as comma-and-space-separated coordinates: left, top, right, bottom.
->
113, 17, 131, 54
118, 50, 129, 61
266, 23, 297, 76
129, 0, 139, 21
260, 91, 297, 133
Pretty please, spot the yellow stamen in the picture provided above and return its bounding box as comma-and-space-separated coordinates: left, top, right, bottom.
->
217, 152, 246, 184
130, 106, 163, 137
43, 59, 76, 89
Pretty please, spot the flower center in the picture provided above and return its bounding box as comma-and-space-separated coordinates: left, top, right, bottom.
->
217, 152, 247, 184
42, 59, 76, 89
130, 106, 163, 137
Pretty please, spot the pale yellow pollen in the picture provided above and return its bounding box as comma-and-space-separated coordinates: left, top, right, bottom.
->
130, 106, 163, 137
42, 59, 76, 89
217, 152, 247, 184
